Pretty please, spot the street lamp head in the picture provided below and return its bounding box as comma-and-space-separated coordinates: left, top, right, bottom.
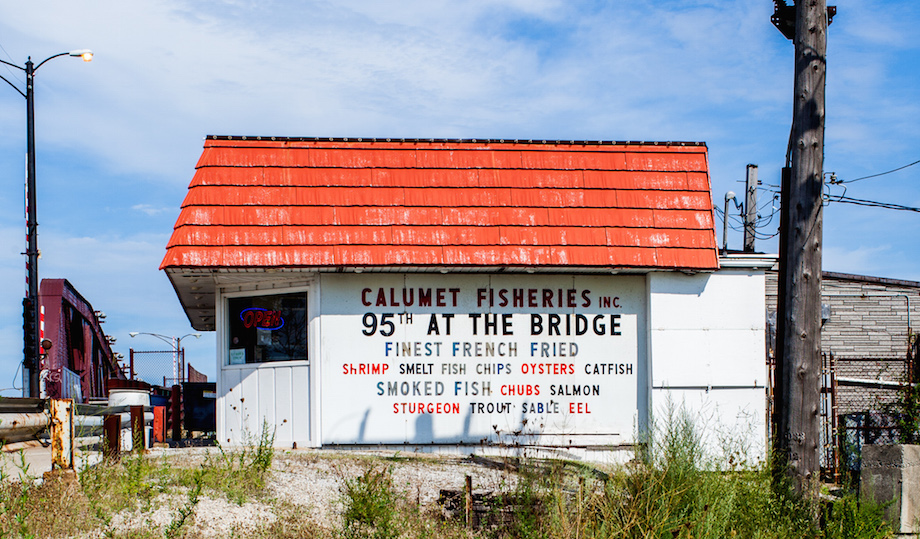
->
68, 49, 93, 62
129, 332, 139, 337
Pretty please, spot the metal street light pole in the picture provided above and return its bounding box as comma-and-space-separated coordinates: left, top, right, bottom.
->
0, 49, 93, 397
129, 332, 202, 384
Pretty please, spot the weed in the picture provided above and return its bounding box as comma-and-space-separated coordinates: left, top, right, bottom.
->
0, 449, 38, 539
205, 420, 276, 504
341, 463, 398, 539
505, 469, 547, 539
164, 468, 204, 539
821, 492, 894, 539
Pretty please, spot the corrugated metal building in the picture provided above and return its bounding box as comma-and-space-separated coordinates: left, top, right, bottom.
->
161, 137, 771, 460
765, 270, 920, 470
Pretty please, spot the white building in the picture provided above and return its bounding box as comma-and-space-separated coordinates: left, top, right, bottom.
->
161, 136, 771, 461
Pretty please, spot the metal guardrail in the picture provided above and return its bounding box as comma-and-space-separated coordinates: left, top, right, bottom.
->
1, 401, 152, 441
0, 398, 48, 443
73, 405, 154, 437
1, 397, 156, 469
0, 398, 44, 413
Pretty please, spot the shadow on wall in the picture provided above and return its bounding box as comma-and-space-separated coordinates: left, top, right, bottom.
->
351, 407, 481, 445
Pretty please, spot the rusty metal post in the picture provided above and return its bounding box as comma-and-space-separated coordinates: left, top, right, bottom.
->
170, 384, 181, 440
152, 406, 166, 443
50, 398, 73, 470
130, 405, 145, 452
103, 414, 120, 460
465, 474, 473, 526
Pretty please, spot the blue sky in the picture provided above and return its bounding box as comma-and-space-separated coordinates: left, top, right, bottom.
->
0, 1, 917, 395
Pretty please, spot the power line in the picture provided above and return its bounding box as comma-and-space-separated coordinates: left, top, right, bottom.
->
713, 204, 780, 240
836, 158, 920, 184
0, 40, 24, 86
717, 159, 918, 243
830, 195, 920, 213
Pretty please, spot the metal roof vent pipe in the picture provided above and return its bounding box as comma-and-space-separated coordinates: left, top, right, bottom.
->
722, 191, 737, 253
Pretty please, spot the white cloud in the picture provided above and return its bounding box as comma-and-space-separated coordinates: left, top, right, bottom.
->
132, 204, 172, 216
0, 0, 918, 394
0, 1, 800, 173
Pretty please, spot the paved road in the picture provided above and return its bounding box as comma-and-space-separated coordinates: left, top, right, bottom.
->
1, 441, 101, 482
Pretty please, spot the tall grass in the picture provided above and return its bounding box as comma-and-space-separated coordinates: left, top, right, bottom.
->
0, 413, 898, 539
0, 422, 278, 538
341, 464, 399, 539
506, 407, 895, 539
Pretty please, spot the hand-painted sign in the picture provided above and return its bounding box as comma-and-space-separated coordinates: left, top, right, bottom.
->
320, 274, 642, 447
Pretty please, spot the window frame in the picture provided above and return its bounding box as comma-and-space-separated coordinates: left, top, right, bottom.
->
219, 285, 311, 368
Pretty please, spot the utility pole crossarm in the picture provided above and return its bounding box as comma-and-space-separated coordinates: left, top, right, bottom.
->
772, 0, 836, 40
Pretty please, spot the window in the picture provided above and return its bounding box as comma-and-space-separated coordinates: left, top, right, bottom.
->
227, 291, 308, 364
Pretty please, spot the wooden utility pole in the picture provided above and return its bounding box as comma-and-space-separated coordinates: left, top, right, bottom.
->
772, 0, 828, 495
743, 164, 759, 252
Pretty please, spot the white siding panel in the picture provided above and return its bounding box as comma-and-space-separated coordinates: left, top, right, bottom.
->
651, 387, 767, 462
240, 369, 260, 441
218, 368, 244, 445
649, 272, 766, 331
274, 367, 293, 442
646, 269, 767, 460
650, 328, 765, 387
258, 367, 276, 431
219, 363, 310, 447
291, 366, 310, 443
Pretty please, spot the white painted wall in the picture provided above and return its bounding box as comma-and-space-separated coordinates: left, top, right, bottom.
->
213, 260, 770, 458
647, 265, 769, 460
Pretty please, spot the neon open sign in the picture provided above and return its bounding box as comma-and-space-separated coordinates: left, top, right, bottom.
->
240, 307, 284, 330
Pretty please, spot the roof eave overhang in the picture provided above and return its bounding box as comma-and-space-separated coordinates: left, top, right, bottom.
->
717, 253, 779, 271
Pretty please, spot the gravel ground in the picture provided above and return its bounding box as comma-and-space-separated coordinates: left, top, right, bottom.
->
105, 448, 524, 538
269, 450, 520, 529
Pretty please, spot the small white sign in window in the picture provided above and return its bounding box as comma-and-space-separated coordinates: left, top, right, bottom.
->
229, 348, 246, 365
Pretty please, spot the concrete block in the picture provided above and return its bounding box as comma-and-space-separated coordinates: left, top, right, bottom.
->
861, 444, 920, 535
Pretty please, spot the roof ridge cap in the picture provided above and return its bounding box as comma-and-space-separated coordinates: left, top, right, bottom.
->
203, 135, 707, 147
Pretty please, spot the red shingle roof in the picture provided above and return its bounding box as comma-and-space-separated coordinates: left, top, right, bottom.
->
161, 137, 719, 271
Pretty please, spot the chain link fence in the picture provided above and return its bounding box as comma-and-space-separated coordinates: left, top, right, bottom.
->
773, 352, 911, 482
829, 354, 909, 481
834, 357, 906, 415
128, 349, 186, 387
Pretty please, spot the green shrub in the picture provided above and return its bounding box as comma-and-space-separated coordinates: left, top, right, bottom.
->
341, 464, 399, 539
821, 490, 894, 539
